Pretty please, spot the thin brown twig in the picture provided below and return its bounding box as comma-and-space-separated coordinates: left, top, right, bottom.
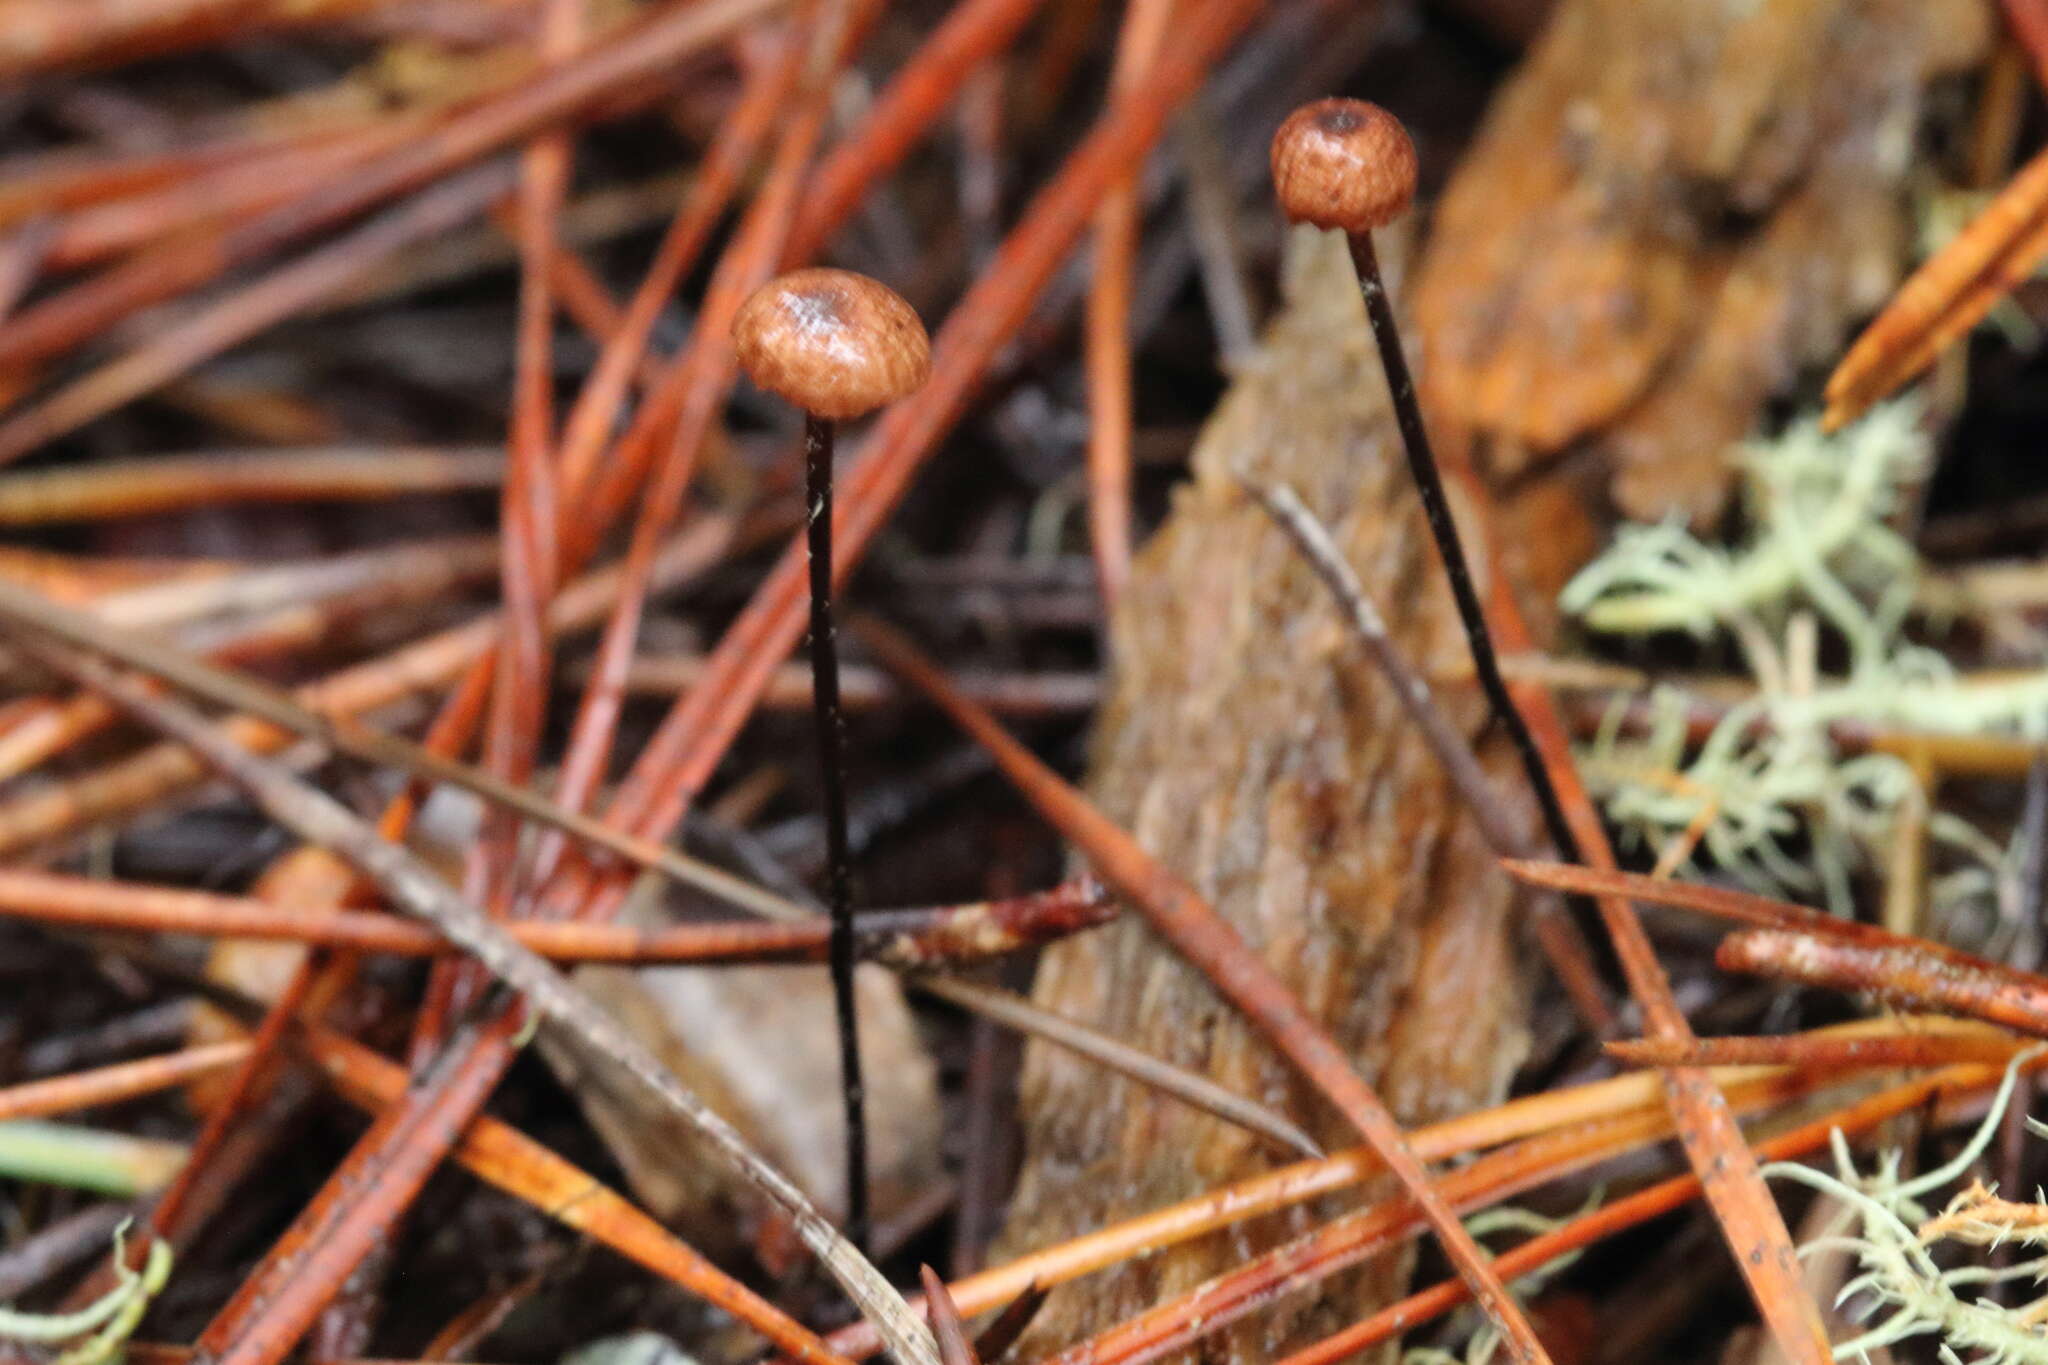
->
0, 447, 502, 525
910, 976, 1322, 1159
1502, 860, 2022, 973
0, 865, 1116, 967
1718, 929, 2048, 1038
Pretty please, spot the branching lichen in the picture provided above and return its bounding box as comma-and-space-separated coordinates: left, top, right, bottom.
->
1562, 401, 2048, 919
1561, 401, 1929, 658
1762, 1056, 2048, 1363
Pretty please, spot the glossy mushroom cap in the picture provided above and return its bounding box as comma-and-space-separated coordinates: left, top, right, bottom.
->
1269, 98, 1417, 233
732, 268, 931, 421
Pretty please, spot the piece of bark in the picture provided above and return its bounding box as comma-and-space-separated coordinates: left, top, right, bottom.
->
1412, 0, 1989, 525
991, 228, 1596, 1361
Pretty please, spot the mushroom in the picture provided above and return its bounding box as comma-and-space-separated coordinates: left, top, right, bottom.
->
1270, 98, 1582, 870
733, 267, 930, 1250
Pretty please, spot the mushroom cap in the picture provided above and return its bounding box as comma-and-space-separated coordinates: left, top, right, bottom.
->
732, 268, 931, 420
1269, 98, 1416, 233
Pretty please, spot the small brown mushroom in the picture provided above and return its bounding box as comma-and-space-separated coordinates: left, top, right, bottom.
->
733, 267, 931, 422
1269, 97, 1417, 234
729, 266, 930, 1254
1268, 97, 1587, 899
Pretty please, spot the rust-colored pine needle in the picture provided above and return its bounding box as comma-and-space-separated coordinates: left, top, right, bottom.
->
813, 1018, 1917, 1361
0, 515, 745, 858
156, 670, 520, 1347
1080, 0, 1171, 604
1823, 133, 2048, 430
17, 627, 931, 1365
2004, 0, 2048, 87
1505, 859, 2037, 978
488, 0, 582, 877
1606, 1028, 2025, 1070
0, 1042, 251, 1122
921, 1267, 982, 1365
0, 865, 1113, 965
0, 447, 502, 525
299, 1024, 855, 1365
784, 0, 1050, 266
554, 29, 801, 501
856, 614, 1553, 1365
0, 162, 519, 469
0, 0, 781, 372
543, 0, 859, 857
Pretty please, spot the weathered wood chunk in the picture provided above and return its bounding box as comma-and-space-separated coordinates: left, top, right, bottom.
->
1412, 0, 1987, 524
994, 229, 1593, 1361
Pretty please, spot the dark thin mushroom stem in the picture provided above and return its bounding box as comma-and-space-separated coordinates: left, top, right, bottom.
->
1268, 98, 1582, 872
1345, 229, 1581, 871
804, 408, 869, 1252
734, 266, 932, 1256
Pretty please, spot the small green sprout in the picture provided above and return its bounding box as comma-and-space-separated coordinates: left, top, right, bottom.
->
0, 1218, 173, 1365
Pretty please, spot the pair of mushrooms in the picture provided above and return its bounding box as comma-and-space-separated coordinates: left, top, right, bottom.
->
730, 97, 1418, 422
733, 97, 1417, 425
728, 98, 1560, 1253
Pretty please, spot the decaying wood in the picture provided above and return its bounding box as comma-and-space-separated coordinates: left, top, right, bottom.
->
992, 229, 1597, 1361
1411, 0, 1988, 525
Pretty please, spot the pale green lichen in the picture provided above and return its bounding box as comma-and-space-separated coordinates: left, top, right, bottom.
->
1561, 400, 1928, 660
0, 1219, 173, 1365
1562, 401, 2048, 920
1763, 1055, 2048, 1363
